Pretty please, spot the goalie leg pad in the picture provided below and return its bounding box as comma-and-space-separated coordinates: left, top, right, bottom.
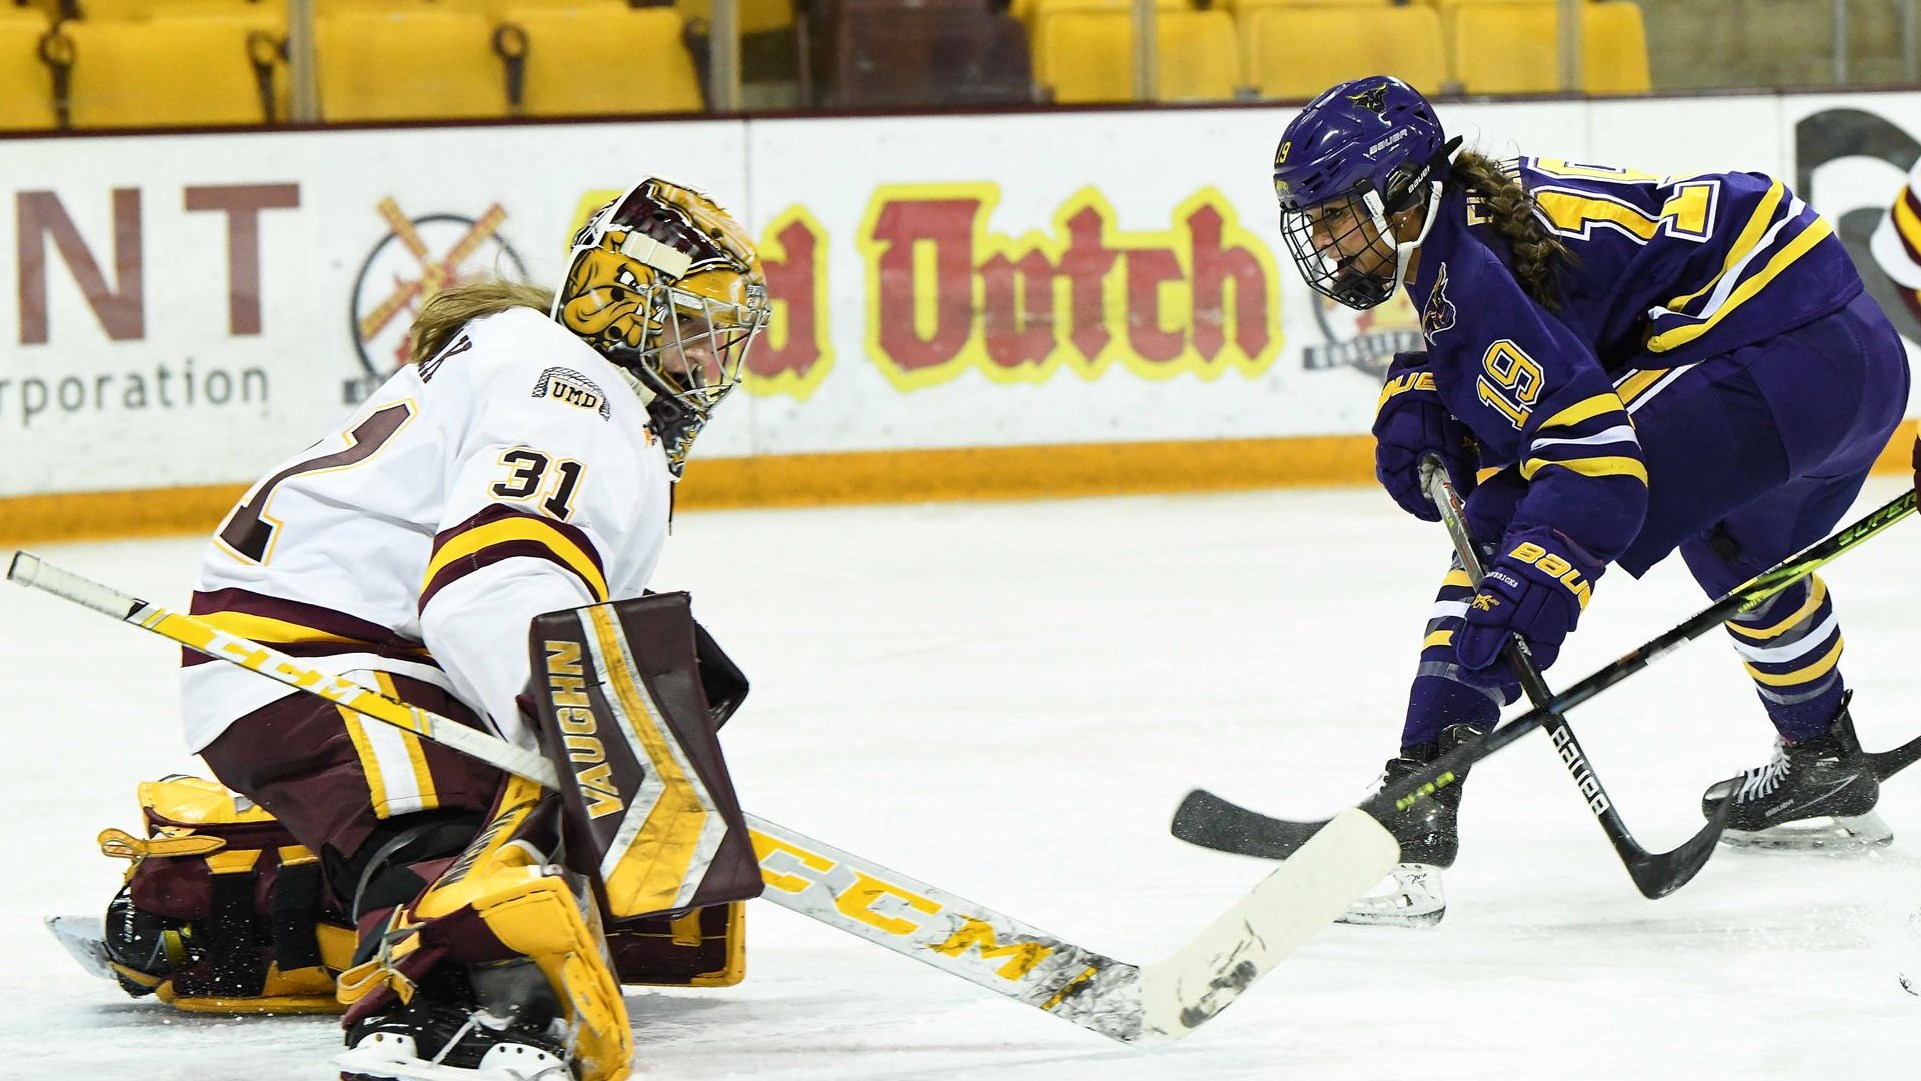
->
96, 775, 359, 1013
339, 775, 632, 1081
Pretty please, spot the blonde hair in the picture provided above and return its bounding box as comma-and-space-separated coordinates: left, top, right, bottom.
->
1449, 151, 1573, 311
407, 279, 557, 363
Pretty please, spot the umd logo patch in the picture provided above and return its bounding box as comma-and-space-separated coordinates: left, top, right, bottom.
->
533, 367, 611, 420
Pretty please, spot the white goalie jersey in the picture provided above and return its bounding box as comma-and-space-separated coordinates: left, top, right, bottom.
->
181, 305, 673, 753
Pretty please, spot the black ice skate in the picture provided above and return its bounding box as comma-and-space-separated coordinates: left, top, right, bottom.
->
1339, 723, 1483, 928
1702, 692, 1892, 852
337, 964, 574, 1081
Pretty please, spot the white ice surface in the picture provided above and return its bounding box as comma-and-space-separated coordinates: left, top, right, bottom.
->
5, 479, 1921, 1079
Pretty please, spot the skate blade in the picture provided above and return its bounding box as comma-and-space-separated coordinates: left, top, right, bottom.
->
1718, 812, 1893, 853
1336, 863, 1446, 928
45, 915, 115, 980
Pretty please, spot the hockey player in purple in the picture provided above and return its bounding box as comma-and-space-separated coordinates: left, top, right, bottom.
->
1273, 76, 1910, 919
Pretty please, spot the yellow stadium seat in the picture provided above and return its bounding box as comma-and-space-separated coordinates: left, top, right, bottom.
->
314, 9, 505, 121
1242, 3, 1446, 99
1450, 0, 1649, 94
75, 0, 285, 19
1034, 7, 1240, 103
497, 5, 702, 115
1015, 0, 1183, 29
443, 0, 626, 13
54, 14, 283, 127
675, 0, 792, 36
0, 10, 54, 130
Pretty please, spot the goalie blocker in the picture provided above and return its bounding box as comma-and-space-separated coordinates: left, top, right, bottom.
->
526, 590, 763, 949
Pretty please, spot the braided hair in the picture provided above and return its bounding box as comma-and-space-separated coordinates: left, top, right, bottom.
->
1448, 151, 1573, 311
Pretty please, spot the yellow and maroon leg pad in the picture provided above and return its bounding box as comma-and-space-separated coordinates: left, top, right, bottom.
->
97, 775, 357, 1013
337, 775, 633, 1081
606, 901, 746, 987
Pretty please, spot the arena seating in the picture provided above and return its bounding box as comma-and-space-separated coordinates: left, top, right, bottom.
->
0, 0, 1653, 128
499, 4, 704, 115
0, 5, 55, 129
1032, 4, 1239, 103
313, 9, 503, 120
811, 0, 1030, 107
1241, 2, 1446, 99
49, 12, 284, 126
1450, 0, 1651, 94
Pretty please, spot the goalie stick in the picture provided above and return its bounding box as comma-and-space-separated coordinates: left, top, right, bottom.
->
1423, 459, 1730, 899
8, 552, 1398, 1045
1171, 487, 1921, 865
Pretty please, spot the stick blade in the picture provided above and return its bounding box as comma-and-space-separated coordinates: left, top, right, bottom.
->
1625, 794, 1730, 899
1138, 807, 1401, 1041
1171, 789, 1329, 859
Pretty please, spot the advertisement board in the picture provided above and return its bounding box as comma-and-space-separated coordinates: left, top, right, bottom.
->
3, 89, 1918, 537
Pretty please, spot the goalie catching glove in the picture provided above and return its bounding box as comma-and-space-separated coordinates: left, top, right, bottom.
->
1454, 526, 1604, 685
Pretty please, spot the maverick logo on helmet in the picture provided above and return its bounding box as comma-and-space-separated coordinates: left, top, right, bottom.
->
552, 180, 771, 477
1346, 83, 1389, 114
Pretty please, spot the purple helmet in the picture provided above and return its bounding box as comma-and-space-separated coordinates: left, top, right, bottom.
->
1273, 76, 1451, 310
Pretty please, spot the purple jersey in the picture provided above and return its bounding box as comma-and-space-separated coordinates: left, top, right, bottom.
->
1405, 157, 1864, 564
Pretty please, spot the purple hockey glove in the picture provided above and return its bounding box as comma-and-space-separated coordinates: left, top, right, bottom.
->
1454, 526, 1604, 685
1373, 353, 1477, 522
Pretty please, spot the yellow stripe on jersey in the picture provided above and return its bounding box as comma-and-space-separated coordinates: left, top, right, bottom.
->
338, 674, 440, 818
425, 516, 609, 602
1520, 455, 1649, 483
1660, 179, 1785, 313
1442, 569, 1472, 589
1743, 635, 1844, 686
375, 671, 438, 813
1536, 392, 1630, 432
1614, 369, 1671, 405
1727, 577, 1828, 640
1646, 218, 1834, 353
1422, 630, 1454, 650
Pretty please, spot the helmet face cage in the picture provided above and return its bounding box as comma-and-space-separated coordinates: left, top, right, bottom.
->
631, 281, 771, 470
553, 179, 770, 475
1280, 184, 1401, 311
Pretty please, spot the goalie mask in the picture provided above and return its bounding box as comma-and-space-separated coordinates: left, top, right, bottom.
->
553, 179, 770, 476
1273, 76, 1456, 311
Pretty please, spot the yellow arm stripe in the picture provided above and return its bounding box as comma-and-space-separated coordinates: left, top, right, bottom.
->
1536, 392, 1629, 432
1744, 635, 1844, 686
1661, 179, 1785, 312
1422, 630, 1455, 650
1614, 369, 1671, 405
424, 516, 609, 602
1727, 577, 1827, 640
1442, 569, 1472, 589
1646, 218, 1834, 353
1519, 455, 1649, 483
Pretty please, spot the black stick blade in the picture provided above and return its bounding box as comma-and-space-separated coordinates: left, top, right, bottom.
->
1624, 791, 1731, 899
1170, 789, 1331, 860
1871, 731, 1921, 781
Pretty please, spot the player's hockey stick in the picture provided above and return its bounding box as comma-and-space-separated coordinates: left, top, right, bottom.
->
1171, 487, 1920, 865
6, 552, 1399, 1045
1422, 460, 1729, 898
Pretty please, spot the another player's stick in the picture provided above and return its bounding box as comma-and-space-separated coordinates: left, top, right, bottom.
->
7, 552, 1399, 1046
1422, 459, 1729, 898
1171, 487, 1921, 864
